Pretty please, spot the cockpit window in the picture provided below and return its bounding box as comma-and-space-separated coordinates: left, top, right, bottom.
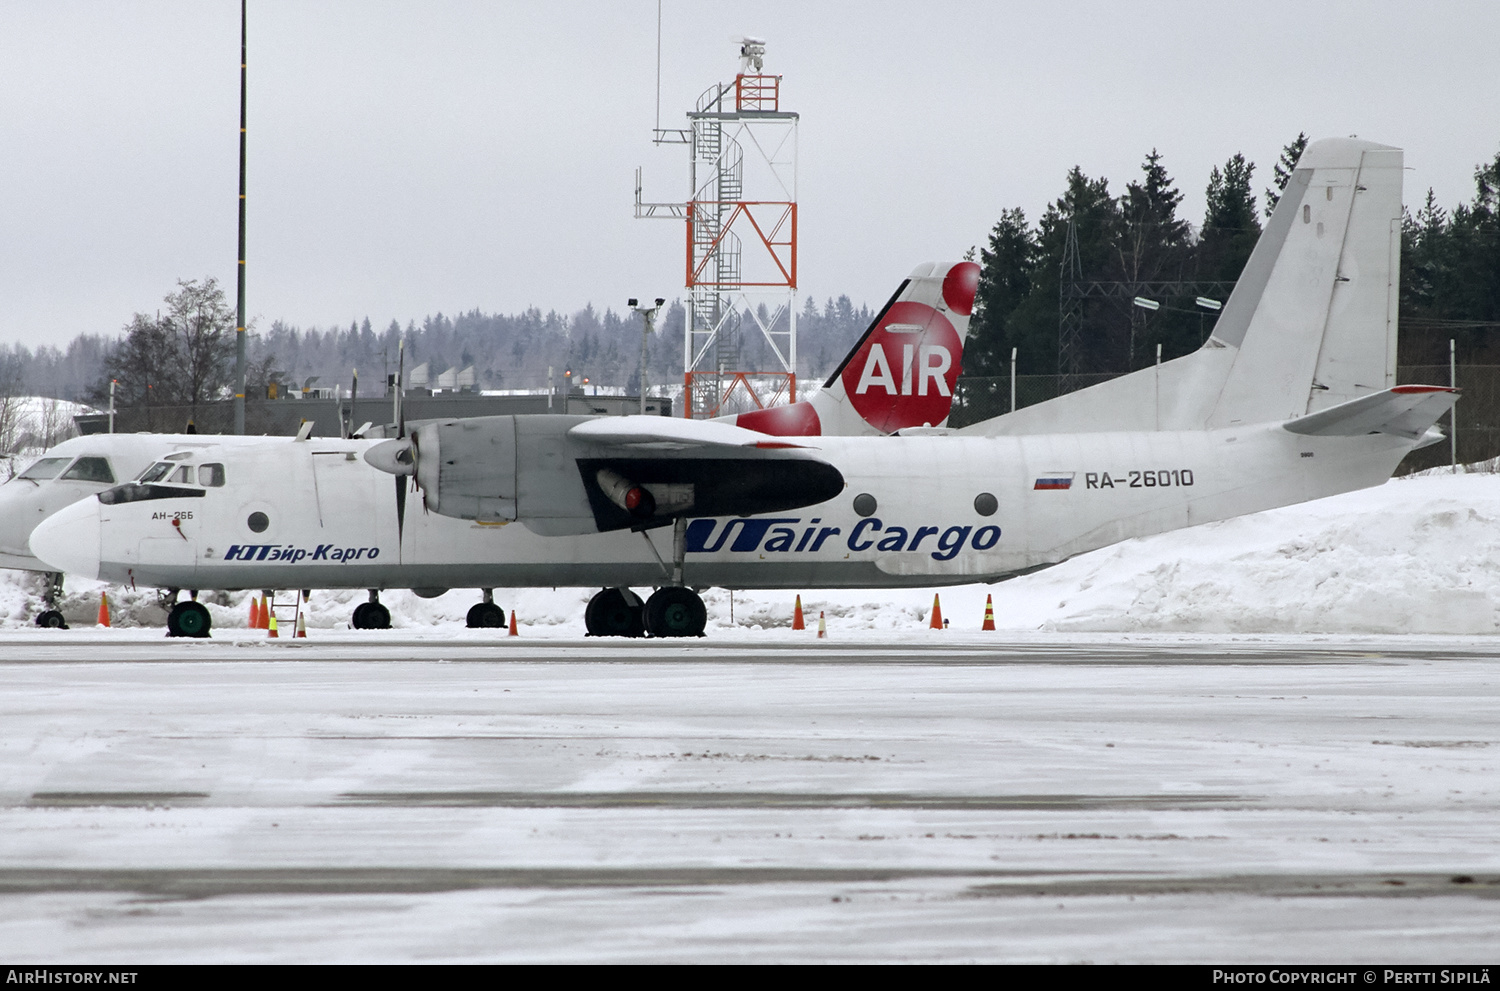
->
18, 458, 70, 481
60, 457, 115, 484
198, 463, 225, 487
136, 462, 173, 483
97, 483, 206, 505
170, 465, 194, 484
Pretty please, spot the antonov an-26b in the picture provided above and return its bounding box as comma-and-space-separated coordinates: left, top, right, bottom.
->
31, 138, 1456, 639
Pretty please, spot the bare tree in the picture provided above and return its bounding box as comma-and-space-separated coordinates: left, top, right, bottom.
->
88, 278, 238, 415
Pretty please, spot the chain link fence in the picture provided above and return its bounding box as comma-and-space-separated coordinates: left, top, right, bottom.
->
951, 366, 1499, 475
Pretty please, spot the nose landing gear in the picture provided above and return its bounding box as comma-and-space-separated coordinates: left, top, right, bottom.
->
166, 600, 212, 638
34, 572, 68, 629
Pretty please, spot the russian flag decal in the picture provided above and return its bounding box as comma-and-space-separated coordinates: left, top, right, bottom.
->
1033, 473, 1074, 491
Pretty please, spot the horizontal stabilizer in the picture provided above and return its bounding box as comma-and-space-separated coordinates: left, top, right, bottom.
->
568, 415, 811, 451
1282, 385, 1457, 440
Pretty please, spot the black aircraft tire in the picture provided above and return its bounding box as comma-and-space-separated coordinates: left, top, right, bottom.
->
166, 601, 212, 639
366, 602, 391, 630
585, 589, 646, 638
644, 587, 707, 638
466, 602, 506, 628
352, 602, 391, 630
35, 610, 68, 630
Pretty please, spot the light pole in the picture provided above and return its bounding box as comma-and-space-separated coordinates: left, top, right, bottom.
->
629, 297, 666, 415
1195, 295, 1222, 345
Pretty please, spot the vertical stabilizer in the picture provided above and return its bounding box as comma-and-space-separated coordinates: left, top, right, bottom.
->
1207, 138, 1402, 425
732, 261, 980, 436
961, 138, 1403, 437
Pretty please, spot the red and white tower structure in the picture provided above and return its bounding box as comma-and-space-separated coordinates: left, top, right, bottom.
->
637, 38, 799, 418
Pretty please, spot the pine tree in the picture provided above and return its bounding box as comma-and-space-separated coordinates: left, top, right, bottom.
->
967, 208, 1036, 376
1117, 150, 1193, 364
1199, 153, 1261, 285
1001, 166, 1121, 376
1265, 132, 1309, 217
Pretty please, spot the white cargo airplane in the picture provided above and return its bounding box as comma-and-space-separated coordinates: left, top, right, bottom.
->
32, 139, 1455, 638
18, 264, 979, 635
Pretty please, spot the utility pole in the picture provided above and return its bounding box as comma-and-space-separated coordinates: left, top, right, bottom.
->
1009, 347, 1017, 413
1451, 338, 1458, 473
232, 0, 248, 434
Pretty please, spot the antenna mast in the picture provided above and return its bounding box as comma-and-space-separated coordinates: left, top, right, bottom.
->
636, 36, 799, 418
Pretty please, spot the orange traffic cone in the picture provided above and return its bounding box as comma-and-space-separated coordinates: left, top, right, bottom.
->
982, 594, 995, 631
295, 612, 307, 638
508, 610, 519, 636
97, 593, 110, 627
817, 610, 826, 639
248, 596, 260, 629
267, 612, 279, 638
792, 595, 805, 630
929, 594, 944, 630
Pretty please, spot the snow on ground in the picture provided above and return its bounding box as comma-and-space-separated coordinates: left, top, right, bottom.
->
2, 471, 1497, 635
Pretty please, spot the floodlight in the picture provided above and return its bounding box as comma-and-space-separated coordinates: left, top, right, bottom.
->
1132, 297, 1160, 311
1195, 297, 1223, 311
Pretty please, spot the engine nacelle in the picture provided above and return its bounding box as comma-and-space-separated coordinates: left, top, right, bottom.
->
365, 414, 845, 536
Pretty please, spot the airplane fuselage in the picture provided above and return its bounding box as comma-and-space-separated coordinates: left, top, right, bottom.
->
42, 422, 1412, 592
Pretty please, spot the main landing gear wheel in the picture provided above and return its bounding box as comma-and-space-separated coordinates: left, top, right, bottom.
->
352, 601, 391, 630
166, 601, 212, 638
644, 586, 706, 638
466, 602, 506, 628
34, 610, 67, 629
585, 588, 646, 638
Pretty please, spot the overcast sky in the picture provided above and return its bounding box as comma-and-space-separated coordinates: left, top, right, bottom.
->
2, 1, 1497, 350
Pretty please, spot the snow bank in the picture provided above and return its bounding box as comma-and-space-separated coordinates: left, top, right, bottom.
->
1, 472, 1496, 635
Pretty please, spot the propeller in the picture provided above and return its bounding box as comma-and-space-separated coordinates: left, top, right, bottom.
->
394, 342, 407, 542
341, 367, 358, 440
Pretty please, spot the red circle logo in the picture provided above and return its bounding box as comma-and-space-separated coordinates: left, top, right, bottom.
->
841, 301, 962, 432
942, 261, 980, 316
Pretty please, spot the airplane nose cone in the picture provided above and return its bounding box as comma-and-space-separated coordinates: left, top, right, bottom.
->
29, 498, 102, 580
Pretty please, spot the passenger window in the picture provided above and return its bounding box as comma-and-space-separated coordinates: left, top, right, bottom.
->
17, 457, 71, 481
170, 465, 194, 484
60, 457, 115, 484
198, 463, 225, 487
137, 462, 174, 483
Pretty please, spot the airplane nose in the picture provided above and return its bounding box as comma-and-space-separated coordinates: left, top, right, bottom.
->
29, 498, 102, 580
0, 488, 46, 558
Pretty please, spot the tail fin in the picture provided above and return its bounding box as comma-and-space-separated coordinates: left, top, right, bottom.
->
1207, 138, 1401, 424
731, 261, 980, 436
962, 138, 1403, 435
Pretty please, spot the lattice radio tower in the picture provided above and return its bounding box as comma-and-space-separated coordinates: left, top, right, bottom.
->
636, 37, 799, 418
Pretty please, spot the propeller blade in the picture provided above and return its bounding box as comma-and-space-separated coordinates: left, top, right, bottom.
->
395, 340, 406, 439
346, 367, 358, 440
395, 472, 407, 543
